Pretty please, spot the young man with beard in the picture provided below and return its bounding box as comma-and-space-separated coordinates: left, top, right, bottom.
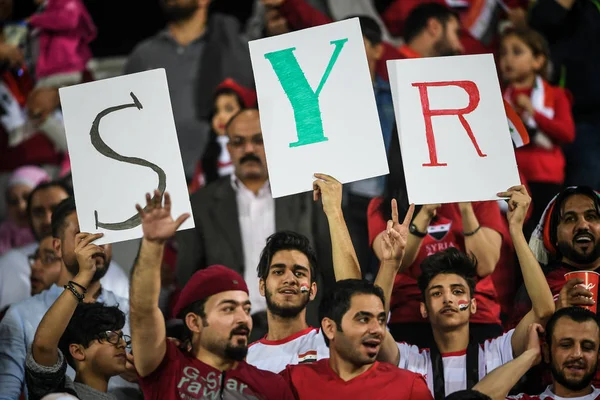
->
130, 191, 293, 399
376, 186, 555, 398
26, 233, 129, 399
280, 279, 433, 399
246, 173, 387, 372
0, 197, 135, 400
472, 307, 600, 400
245, 230, 330, 371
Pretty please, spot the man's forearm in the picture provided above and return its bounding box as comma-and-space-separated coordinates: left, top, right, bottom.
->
130, 239, 164, 314
512, 226, 554, 320
473, 349, 538, 400
374, 261, 399, 313
327, 210, 361, 280
461, 204, 500, 276
400, 210, 430, 268
32, 272, 94, 367
465, 231, 501, 276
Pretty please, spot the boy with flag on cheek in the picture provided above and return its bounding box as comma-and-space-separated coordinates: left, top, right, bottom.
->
376, 186, 556, 399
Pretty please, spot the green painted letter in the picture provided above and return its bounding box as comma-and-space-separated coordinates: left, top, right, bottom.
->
264, 38, 348, 147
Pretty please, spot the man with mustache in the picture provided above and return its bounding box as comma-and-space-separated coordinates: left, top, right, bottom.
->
470, 307, 600, 400
177, 108, 332, 341
280, 279, 432, 399
130, 191, 293, 399
0, 197, 136, 400
510, 186, 600, 326
533, 186, 600, 294
125, 0, 253, 179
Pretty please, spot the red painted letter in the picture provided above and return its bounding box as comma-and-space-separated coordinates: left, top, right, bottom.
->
412, 81, 487, 167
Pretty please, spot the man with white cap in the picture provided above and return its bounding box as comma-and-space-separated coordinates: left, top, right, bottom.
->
130, 190, 293, 399
510, 186, 600, 325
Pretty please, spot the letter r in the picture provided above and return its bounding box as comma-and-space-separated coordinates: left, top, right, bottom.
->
412, 80, 487, 167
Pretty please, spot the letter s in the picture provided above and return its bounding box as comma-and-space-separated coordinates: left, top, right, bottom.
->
90, 92, 166, 231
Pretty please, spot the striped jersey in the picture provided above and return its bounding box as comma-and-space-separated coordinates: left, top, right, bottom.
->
246, 327, 330, 373
397, 329, 515, 396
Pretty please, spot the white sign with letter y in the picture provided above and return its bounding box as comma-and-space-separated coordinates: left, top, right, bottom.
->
249, 18, 389, 198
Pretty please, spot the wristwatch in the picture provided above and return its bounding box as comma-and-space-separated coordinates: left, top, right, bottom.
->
409, 223, 427, 238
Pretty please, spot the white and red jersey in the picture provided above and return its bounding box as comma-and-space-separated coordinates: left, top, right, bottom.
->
246, 327, 330, 373
397, 329, 515, 396
508, 386, 600, 399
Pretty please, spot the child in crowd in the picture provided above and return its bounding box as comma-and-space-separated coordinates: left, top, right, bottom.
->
189, 78, 257, 192
27, 0, 96, 88
0, 165, 48, 256
26, 301, 129, 399
499, 27, 575, 237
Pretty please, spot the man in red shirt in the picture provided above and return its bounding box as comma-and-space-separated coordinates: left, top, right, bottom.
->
129, 191, 293, 400
280, 279, 433, 399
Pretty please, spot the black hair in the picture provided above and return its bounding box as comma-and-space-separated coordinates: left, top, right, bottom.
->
545, 307, 600, 347
201, 88, 246, 185
318, 279, 385, 347
417, 248, 478, 301
225, 107, 260, 135
548, 186, 600, 260
257, 231, 319, 283
346, 15, 382, 45
51, 197, 77, 239
403, 3, 460, 44
179, 298, 208, 349
27, 180, 72, 241
445, 390, 492, 400
58, 302, 125, 369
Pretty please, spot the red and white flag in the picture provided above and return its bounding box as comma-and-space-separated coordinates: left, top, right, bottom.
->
504, 99, 530, 148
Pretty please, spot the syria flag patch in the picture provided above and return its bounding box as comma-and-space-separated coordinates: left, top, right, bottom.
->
428, 222, 452, 241
298, 350, 318, 364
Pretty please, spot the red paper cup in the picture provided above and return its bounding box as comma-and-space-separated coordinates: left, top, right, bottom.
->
564, 271, 600, 313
